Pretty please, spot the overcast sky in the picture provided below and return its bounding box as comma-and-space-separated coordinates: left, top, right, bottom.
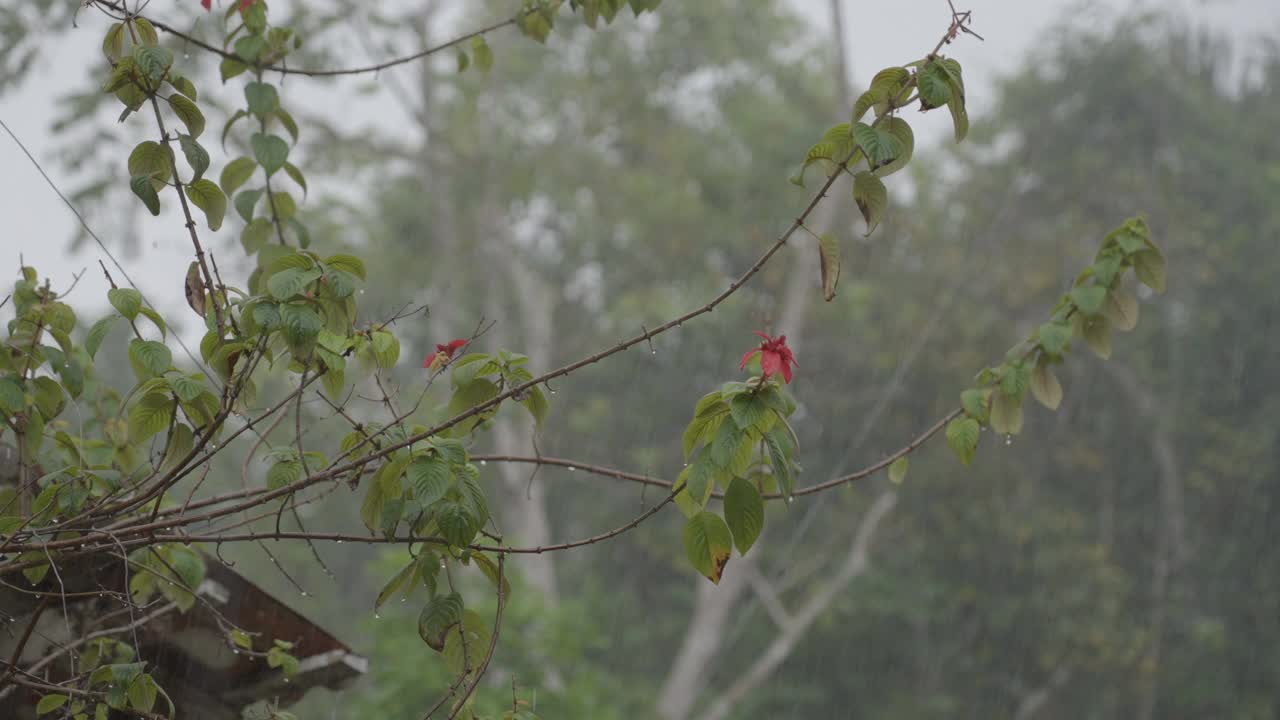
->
1, 0, 1274, 343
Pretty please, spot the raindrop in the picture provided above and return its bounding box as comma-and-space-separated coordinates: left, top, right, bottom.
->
400, 597, 406, 603
183, 52, 191, 60
439, 558, 446, 569
479, 460, 487, 466
1004, 434, 1013, 446
335, 539, 344, 544
548, 388, 557, 395
650, 349, 657, 355
283, 678, 290, 684
567, 466, 576, 472
359, 289, 366, 295
232, 649, 240, 655
300, 591, 308, 597
374, 613, 381, 619
785, 497, 794, 505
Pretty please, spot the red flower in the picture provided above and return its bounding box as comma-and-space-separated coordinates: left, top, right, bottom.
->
423, 339, 468, 370
739, 331, 797, 384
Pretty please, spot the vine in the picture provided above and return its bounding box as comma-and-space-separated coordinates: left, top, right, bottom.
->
0, 1, 1167, 718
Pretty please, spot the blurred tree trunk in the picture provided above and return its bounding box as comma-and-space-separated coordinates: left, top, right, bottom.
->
656, 3, 852, 716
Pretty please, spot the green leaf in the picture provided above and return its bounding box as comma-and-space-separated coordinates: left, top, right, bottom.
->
324, 254, 367, 280
989, 393, 1024, 435
1069, 285, 1107, 316
472, 37, 494, 72
873, 117, 915, 178
723, 478, 763, 555
177, 135, 209, 181
133, 17, 159, 46
244, 81, 279, 117
168, 73, 198, 101
220, 157, 257, 196
85, 316, 117, 360
241, 218, 274, 253
371, 330, 400, 368
960, 388, 990, 423
1103, 288, 1139, 332
32, 377, 65, 420
235, 188, 263, 223
283, 162, 308, 196
1030, 363, 1063, 410
128, 140, 171, 189
521, 386, 549, 427
1039, 321, 1072, 355
917, 60, 952, 108
250, 133, 289, 176
129, 339, 172, 379
280, 303, 323, 345
888, 456, 908, 484
682, 459, 715, 513
407, 455, 450, 505
437, 502, 479, 547
946, 89, 969, 142
946, 417, 980, 465
360, 481, 385, 532
852, 171, 888, 235
220, 57, 248, 83
132, 45, 173, 82
266, 459, 302, 490
0, 377, 23, 414
852, 122, 902, 169
275, 107, 300, 144
268, 267, 321, 300
168, 94, 205, 138
418, 592, 464, 651
108, 288, 143, 320
128, 392, 174, 443
852, 66, 910, 121
103, 23, 125, 62
37, 694, 69, 715
999, 362, 1031, 398
1133, 248, 1167, 293
375, 561, 418, 611
818, 232, 840, 301
472, 552, 510, 597
127, 673, 158, 712
763, 432, 794, 500
683, 512, 733, 583
728, 392, 768, 430
268, 191, 296, 222
221, 109, 248, 151
167, 373, 205, 403
186, 179, 226, 231
1082, 316, 1113, 359
129, 175, 160, 216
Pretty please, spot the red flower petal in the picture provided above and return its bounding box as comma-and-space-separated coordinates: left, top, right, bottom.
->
422, 352, 438, 368
739, 349, 759, 370
201, 0, 212, 8
760, 350, 783, 379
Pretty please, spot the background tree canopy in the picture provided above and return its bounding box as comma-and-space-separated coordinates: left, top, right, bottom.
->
0, 1, 1275, 719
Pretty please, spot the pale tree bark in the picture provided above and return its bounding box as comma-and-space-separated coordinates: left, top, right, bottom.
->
700, 492, 898, 720
1012, 664, 1073, 720
655, 4, 853, 717
1105, 361, 1184, 720
488, 243, 560, 606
